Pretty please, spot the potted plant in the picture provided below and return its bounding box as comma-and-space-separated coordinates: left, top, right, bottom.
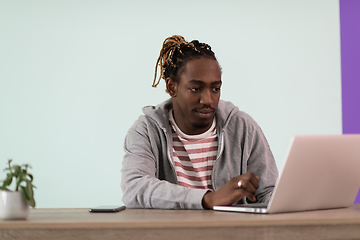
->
0, 159, 36, 220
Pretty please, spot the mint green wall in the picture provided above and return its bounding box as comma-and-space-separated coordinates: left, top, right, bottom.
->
0, 0, 341, 208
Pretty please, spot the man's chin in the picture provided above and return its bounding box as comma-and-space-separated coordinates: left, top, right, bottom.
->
191, 121, 212, 130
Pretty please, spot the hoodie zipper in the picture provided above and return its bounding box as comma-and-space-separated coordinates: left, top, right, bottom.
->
158, 126, 178, 184
211, 129, 225, 191
146, 111, 178, 183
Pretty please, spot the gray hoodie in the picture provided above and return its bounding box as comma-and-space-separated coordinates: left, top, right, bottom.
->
121, 99, 278, 209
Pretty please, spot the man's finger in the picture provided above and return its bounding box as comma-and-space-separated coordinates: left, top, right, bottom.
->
249, 175, 259, 189
237, 181, 257, 195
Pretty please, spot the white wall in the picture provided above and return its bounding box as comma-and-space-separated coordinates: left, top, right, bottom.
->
0, 0, 342, 208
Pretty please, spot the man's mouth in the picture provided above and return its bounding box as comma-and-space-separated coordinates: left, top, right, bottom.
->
194, 108, 215, 118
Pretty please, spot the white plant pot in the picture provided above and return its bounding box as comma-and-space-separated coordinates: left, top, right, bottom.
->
0, 190, 30, 220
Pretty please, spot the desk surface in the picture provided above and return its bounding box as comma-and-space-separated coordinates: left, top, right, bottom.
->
1, 204, 360, 240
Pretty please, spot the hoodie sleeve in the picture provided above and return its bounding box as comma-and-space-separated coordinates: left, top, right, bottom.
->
240, 113, 278, 203
215, 108, 278, 204
121, 116, 209, 209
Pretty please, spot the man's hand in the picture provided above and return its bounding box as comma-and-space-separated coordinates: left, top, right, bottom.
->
202, 172, 259, 209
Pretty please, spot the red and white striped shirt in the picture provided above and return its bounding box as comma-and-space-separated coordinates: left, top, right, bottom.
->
169, 110, 218, 190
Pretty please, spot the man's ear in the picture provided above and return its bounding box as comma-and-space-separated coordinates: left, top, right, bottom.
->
166, 77, 177, 97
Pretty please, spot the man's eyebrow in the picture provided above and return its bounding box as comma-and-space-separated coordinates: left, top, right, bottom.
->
188, 80, 222, 84
212, 80, 222, 85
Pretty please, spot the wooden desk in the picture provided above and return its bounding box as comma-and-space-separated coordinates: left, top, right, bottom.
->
1, 204, 360, 240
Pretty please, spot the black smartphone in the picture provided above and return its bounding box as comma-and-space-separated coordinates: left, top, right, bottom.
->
89, 205, 126, 213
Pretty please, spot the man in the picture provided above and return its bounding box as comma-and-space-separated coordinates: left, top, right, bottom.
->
121, 35, 278, 209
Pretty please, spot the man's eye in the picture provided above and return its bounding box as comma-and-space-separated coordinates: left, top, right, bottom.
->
213, 87, 221, 92
190, 88, 200, 92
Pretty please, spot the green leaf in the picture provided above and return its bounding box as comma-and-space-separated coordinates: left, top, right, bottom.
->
0, 186, 10, 191
20, 186, 30, 201
27, 182, 33, 199
27, 173, 34, 182
21, 185, 35, 207
15, 171, 23, 191
2, 173, 13, 187
27, 197, 35, 208
26, 182, 35, 207
13, 165, 21, 177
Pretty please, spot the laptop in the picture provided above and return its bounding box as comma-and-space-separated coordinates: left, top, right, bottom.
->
213, 135, 360, 214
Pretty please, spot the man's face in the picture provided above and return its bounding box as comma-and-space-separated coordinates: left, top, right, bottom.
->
168, 58, 222, 135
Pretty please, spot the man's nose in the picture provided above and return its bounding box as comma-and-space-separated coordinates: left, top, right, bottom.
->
200, 89, 214, 105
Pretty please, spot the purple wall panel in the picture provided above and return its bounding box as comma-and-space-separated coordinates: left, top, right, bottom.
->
340, 0, 360, 203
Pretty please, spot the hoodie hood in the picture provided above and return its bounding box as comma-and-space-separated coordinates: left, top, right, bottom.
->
142, 98, 240, 132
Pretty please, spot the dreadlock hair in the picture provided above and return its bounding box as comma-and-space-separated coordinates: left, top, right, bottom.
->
152, 35, 217, 88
